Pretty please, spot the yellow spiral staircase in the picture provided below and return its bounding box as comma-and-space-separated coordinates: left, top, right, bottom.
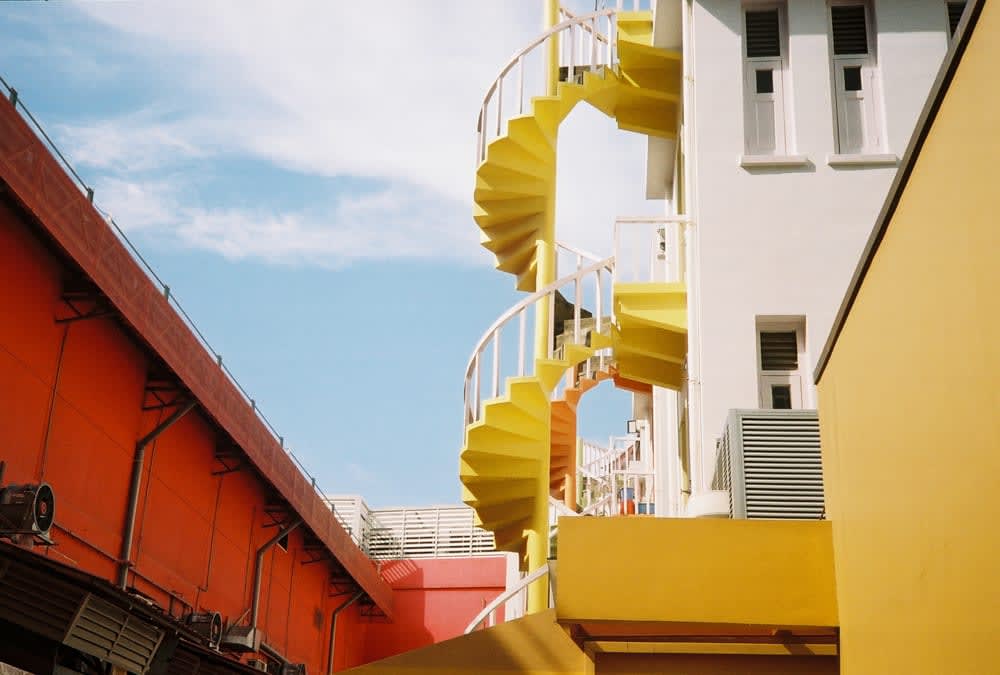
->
462, 7, 685, 578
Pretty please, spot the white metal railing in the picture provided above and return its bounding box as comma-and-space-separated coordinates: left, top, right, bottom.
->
463, 255, 615, 427
613, 216, 691, 284
477, 10, 618, 164
578, 434, 658, 516
464, 562, 554, 634
327, 497, 496, 560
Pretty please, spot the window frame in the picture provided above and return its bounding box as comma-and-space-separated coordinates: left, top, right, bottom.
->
742, 2, 792, 156
827, 0, 884, 154
756, 318, 807, 411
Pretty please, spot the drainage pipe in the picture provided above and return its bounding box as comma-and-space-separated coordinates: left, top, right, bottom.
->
118, 399, 198, 588
327, 590, 364, 675
251, 518, 303, 636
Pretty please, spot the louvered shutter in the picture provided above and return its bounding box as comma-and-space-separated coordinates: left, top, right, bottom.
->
715, 410, 824, 520
831, 5, 869, 55
744, 8, 786, 154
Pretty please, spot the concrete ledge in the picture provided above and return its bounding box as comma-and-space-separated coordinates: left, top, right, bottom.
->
827, 153, 899, 167
740, 154, 811, 168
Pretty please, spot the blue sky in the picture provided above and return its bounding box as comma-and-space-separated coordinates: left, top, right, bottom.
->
0, 1, 661, 507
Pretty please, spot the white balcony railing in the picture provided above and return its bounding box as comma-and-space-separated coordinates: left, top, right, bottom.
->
613, 216, 691, 284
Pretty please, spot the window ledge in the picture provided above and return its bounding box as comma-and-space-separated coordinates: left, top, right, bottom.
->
739, 154, 811, 168
827, 153, 899, 167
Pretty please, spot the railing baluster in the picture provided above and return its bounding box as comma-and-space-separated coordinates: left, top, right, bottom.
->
517, 55, 525, 114
518, 310, 526, 376
573, 275, 581, 343
492, 330, 501, 398
548, 292, 555, 359
474, 352, 482, 418
496, 78, 503, 137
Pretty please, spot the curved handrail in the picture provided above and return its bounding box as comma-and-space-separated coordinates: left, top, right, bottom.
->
556, 240, 607, 266
476, 9, 619, 163
463, 256, 615, 425
464, 563, 551, 634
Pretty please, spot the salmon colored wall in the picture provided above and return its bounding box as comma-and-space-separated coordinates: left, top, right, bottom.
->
0, 199, 363, 671
357, 557, 507, 665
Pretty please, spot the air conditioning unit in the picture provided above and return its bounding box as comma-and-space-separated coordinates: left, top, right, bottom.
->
0, 482, 55, 538
186, 611, 222, 649
220, 624, 258, 653
280, 664, 306, 675
712, 409, 824, 519
247, 659, 269, 672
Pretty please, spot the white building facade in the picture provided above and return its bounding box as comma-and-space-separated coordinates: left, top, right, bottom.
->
647, 0, 960, 516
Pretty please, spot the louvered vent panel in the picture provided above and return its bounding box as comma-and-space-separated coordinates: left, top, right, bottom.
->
0, 556, 84, 641
948, 2, 967, 35
832, 5, 869, 55
713, 410, 824, 519
742, 415, 824, 519
64, 594, 164, 674
760, 331, 798, 370
746, 9, 781, 58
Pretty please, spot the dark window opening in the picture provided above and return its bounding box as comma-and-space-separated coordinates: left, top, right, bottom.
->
760, 331, 799, 371
832, 5, 869, 55
746, 9, 781, 58
948, 2, 967, 36
771, 385, 793, 409
756, 69, 775, 94
844, 65, 863, 91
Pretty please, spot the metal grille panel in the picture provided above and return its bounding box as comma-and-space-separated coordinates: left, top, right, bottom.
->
832, 5, 869, 55
746, 9, 781, 58
713, 410, 824, 520
64, 594, 164, 674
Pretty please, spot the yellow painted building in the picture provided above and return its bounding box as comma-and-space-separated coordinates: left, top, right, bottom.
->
815, 0, 997, 672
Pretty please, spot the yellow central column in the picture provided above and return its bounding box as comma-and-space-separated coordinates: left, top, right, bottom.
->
527, 0, 561, 615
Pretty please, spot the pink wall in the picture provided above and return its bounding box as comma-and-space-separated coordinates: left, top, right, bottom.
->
354, 556, 508, 665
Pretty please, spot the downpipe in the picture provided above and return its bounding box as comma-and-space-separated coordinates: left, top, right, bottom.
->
251, 518, 303, 637
118, 400, 198, 588
327, 590, 364, 675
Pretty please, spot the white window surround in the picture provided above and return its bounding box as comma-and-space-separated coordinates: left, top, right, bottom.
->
755, 318, 809, 411
827, 152, 898, 166
740, 154, 810, 168
742, 3, 794, 156
828, 1, 885, 155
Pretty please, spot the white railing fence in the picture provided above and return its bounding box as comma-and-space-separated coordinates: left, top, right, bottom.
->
613, 216, 690, 284
464, 562, 555, 634
327, 497, 496, 560
464, 253, 615, 427
477, 10, 618, 164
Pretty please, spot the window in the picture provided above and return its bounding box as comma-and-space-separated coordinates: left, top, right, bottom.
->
743, 5, 791, 155
757, 320, 806, 410
947, 2, 967, 37
829, 2, 884, 154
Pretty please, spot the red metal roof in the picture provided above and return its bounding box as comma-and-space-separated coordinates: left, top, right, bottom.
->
0, 97, 393, 615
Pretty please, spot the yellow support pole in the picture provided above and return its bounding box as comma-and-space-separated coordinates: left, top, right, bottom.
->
527, 0, 562, 615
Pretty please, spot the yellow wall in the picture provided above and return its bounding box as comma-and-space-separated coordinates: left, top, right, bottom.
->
817, 2, 1000, 672
557, 517, 837, 627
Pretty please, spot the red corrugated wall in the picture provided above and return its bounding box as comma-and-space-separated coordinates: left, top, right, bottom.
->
0, 195, 510, 672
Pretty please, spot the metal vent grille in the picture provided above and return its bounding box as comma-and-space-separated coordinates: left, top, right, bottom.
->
746, 9, 781, 58
713, 410, 824, 519
0, 556, 85, 641
832, 5, 869, 55
948, 1, 967, 35
760, 331, 798, 370
64, 594, 164, 674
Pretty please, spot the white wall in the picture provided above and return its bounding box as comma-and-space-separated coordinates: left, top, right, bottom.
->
686, 0, 949, 497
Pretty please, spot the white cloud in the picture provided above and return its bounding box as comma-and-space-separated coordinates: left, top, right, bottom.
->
57, 0, 658, 268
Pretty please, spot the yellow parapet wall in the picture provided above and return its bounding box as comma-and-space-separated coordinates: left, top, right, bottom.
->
557, 517, 838, 628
